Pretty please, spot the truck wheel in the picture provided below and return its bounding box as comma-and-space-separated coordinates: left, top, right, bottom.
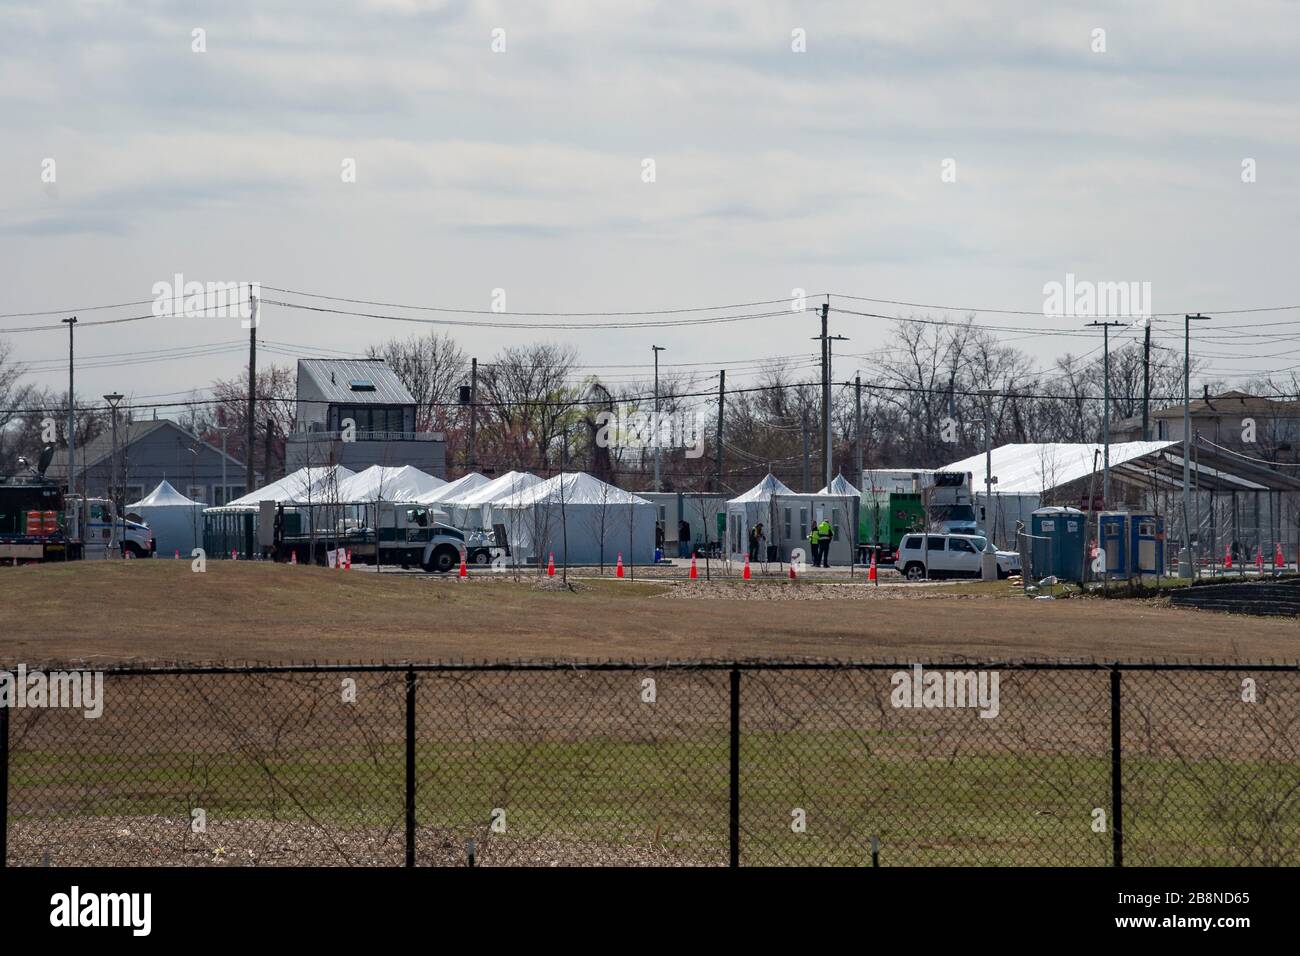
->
425, 545, 458, 574
904, 562, 926, 581
121, 542, 146, 559
473, 550, 491, 565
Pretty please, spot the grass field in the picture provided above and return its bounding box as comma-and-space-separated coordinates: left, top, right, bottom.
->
3, 559, 1297, 665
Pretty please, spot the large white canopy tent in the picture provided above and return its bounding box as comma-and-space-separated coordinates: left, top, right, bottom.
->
126, 480, 205, 556
497, 471, 655, 565
441, 470, 542, 530
225, 464, 357, 508
413, 471, 490, 506
337, 465, 444, 503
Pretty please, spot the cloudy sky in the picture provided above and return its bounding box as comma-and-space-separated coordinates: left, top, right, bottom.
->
2, 0, 1298, 407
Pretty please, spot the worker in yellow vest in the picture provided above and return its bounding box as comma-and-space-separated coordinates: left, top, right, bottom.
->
815, 519, 833, 567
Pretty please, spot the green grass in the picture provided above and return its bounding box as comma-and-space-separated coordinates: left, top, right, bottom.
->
13, 731, 1299, 866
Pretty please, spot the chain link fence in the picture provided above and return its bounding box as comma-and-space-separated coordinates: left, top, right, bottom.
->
3, 662, 1298, 866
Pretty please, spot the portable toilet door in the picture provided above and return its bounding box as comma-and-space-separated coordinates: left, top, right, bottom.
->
1099, 512, 1128, 576
1031, 506, 1087, 582
1130, 515, 1163, 576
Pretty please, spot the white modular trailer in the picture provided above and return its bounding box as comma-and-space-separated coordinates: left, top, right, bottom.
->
724, 475, 856, 565
636, 491, 730, 556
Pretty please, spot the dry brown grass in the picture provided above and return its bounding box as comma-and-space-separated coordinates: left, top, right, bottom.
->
2, 559, 1296, 666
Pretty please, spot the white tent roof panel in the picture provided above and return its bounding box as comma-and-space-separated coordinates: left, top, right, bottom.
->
943, 441, 1177, 495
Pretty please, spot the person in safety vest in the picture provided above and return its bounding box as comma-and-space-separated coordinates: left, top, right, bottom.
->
812, 518, 834, 567
807, 523, 822, 568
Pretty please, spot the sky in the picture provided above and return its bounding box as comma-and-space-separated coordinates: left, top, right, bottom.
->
1, 0, 1298, 410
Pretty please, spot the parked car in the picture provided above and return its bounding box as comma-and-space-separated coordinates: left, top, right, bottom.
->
895, 533, 1020, 581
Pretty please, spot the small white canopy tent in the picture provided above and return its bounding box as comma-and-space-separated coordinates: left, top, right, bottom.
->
498, 471, 655, 565
725, 474, 793, 562
338, 465, 444, 503
442, 470, 542, 530
413, 471, 490, 506
127, 480, 205, 556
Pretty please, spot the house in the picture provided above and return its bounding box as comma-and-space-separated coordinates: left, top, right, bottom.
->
1111, 390, 1300, 462
47, 418, 250, 506
283, 359, 446, 475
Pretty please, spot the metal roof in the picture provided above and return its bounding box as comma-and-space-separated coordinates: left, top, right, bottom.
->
297, 359, 415, 405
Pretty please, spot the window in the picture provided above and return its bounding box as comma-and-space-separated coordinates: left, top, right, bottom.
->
950, 538, 977, 553
902, 536, 922, 550
926, 536, 946, 551
125, 485, 144, 503
799, 507, 808, 540
187, 485, 206, 503
783, 507, 792, 539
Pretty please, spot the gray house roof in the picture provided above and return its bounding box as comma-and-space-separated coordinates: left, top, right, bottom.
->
48, 418, 246, 479
298, 358, 415, 405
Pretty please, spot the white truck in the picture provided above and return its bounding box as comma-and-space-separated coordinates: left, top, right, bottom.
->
0, 480, 154, 562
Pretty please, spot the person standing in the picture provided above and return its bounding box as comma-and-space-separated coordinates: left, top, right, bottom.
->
815, 517, 834, 567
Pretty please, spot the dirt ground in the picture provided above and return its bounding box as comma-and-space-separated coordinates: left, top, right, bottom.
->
2, 560, 1296, 666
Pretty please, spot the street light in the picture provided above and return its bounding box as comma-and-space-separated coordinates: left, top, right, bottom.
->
1180, 314, 1211, 578
977, 387, 998, 543
104, 392, 124, 554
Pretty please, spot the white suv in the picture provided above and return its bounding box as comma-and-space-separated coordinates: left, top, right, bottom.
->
895, 533, 1020, 581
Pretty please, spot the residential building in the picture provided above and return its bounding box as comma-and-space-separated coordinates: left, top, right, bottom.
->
284, 358, 446, 475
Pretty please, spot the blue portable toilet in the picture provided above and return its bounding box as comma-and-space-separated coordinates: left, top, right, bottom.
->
1129, 514, 1164, 576
1099, 512, 1128, 576
1030, 506, 1087, 581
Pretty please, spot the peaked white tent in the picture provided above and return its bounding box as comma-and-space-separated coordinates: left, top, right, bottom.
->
226, 464, 357, 507
816, 474, 861, 563
338, 465, 444, 503
819, 474, 860, 497
127, 480, 206, 556
497, 471, 655, 565
441, 470, 542, 529
414, 471, 490, 506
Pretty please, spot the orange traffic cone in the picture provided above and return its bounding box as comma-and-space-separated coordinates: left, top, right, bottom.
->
1224, 545, 1232, 569
290, 550, 298, 565
742, 555, 751, 580
547, 553, 556, 577
1257, 551, 1264, 573
788, 562, 797, 580
1276, 541, 1286, 569
616, 553, 624, 578
174, 548, 180, 559
869, 550, 878, 583
690, 553, 698, 579
459, 553, 468, 577
231, 549, 237, 561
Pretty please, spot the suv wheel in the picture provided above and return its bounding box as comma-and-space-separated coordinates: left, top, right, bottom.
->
904, 562, 926, 581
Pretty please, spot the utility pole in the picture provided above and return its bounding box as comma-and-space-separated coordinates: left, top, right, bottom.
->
264, 417, 274, 485
1088, 320, 1123, 506
62, 317, 77, 501
1141, 320, 1152, 441
104, 392, 123, 553
652, 345, 665, 492
714, 370, 725, 493
801, 407, 810, 491
854, 373, 863, 487
246, 286, 258, 494
468, 357, 478, 471
811, 301, 847, 490
1181, 314, 1211, 577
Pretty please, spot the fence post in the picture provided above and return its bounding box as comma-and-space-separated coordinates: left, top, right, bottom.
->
1109, 666, 1123, 867
405, 667, 416, 868
729, 667, 740, 867
0, 701, 8, 868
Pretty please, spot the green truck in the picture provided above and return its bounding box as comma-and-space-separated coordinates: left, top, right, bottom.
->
858, 490, 926, 564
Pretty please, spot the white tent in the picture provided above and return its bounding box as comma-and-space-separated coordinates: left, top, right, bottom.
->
226, 464, 357, 507
337, 465, 444, 503
497, 471, 655, 565
726, 474, 854, 565
127, 480, 205, 556
941, 441, 1177, 547
819, 474, 860, 497
413, 471, 490, 506
441, 470, 541, 529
